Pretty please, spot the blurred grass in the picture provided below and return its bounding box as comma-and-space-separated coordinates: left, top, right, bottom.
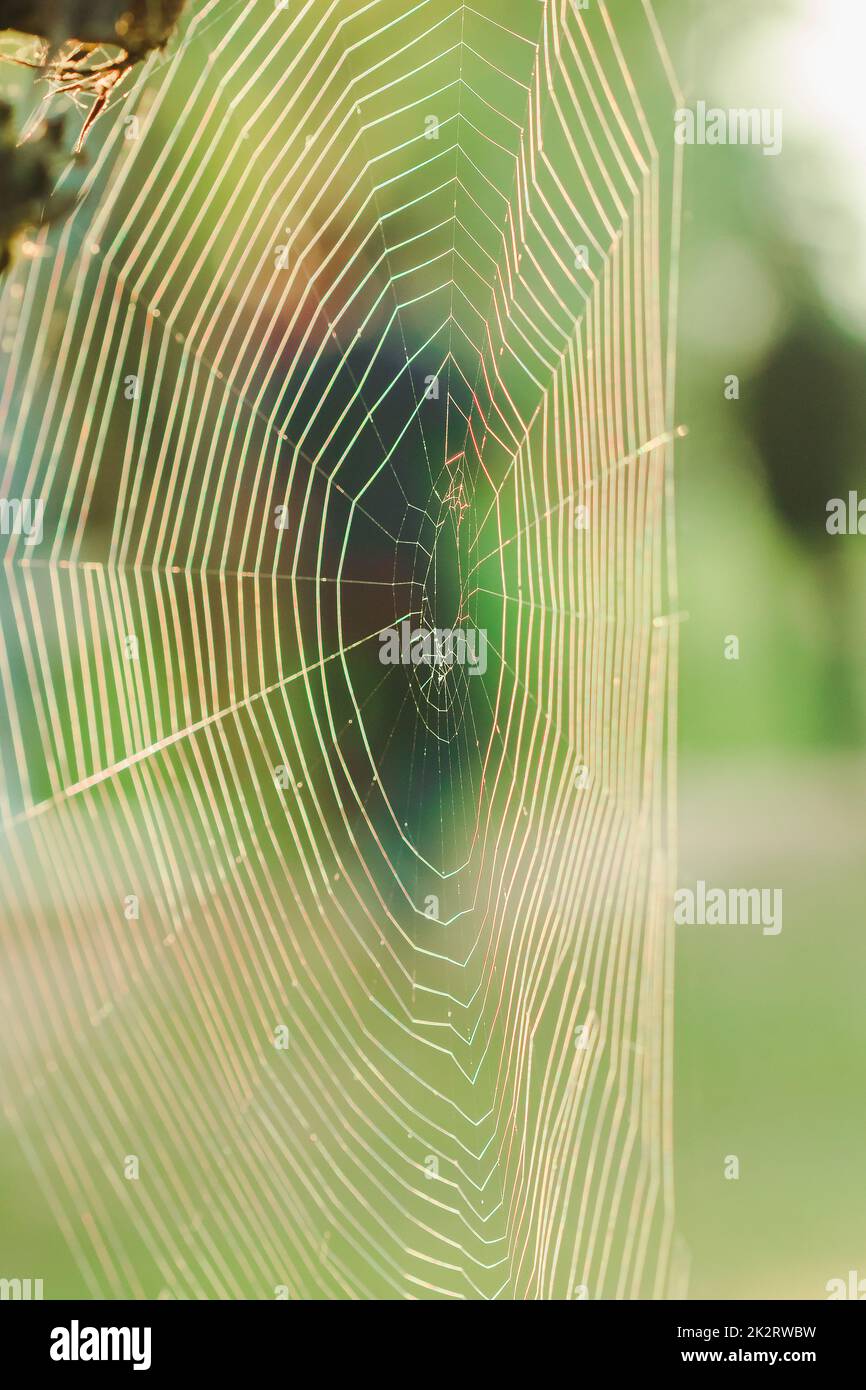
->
676, 755, 866, 1299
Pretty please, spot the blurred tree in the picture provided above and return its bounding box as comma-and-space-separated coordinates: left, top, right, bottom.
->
748, 265, 866, 744
0, 100, 78, 271
0, 0, 184, 59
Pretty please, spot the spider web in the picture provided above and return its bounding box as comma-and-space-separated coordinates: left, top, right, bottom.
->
0, 0, 683, 1299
